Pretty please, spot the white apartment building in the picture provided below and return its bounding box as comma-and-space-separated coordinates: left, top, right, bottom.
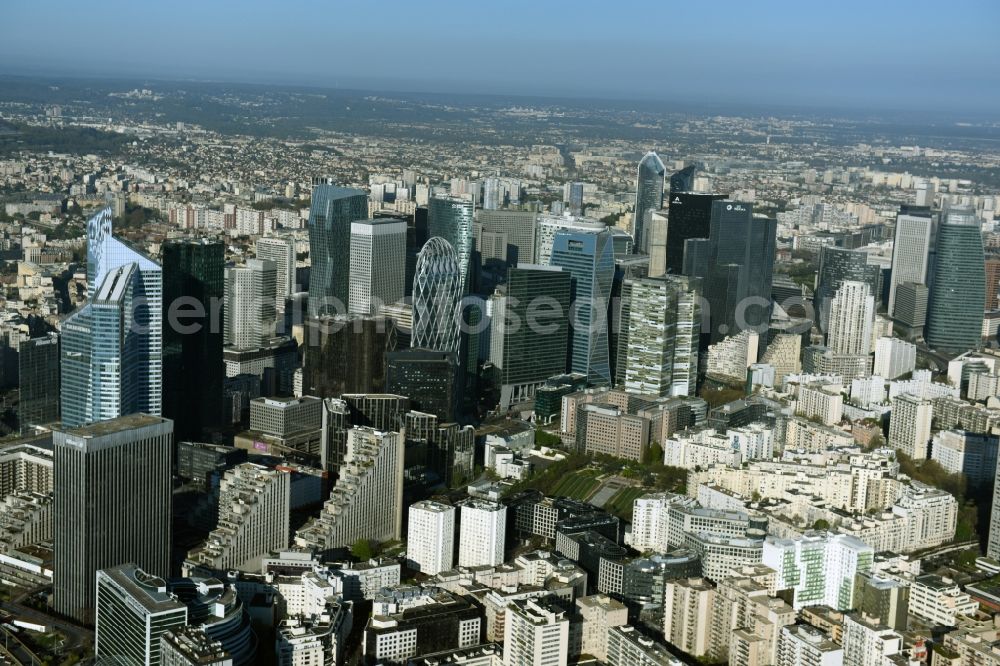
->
797, 384, 844, 426
827, 281, 875, 356
457, 499, 506, 568
873, 337, 917, 380
908, 574, 978, 626
576, 594, 628, 663
762, 533, 873, 610
842, 613, 902, 666
663, 577, 715, 657
777, 624, 843, 666
406, 501, 455, 575
888, 393, 933, 459
503, 597, 570, 666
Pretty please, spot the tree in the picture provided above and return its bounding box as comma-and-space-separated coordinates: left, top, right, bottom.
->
813, 519, 830, 530
351, 538, 374, 561
644, 441, 664, 466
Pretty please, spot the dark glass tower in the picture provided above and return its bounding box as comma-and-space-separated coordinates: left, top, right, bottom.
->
705, 201, 777, 343
669, 165, 697, 193
162, 238, 225, 440
668, 192, 726, 275
926, 206, 985, 355
633, 152, 665, 254
307, 185, 368, 316
428, 196, 476, 296
18, 333, 59, 433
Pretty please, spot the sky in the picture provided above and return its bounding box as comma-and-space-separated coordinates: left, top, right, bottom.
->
3, 0, 1000, 112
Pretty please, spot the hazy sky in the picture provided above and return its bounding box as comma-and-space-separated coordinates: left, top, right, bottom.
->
4, 0, 1000, 110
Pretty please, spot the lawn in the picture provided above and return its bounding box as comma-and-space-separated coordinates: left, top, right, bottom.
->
550, 469, 601, 501
605, 486, 647, 520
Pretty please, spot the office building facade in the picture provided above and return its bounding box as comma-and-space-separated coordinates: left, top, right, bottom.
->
349, 218, 406, 315
926, 205, 986, 354
411, 237, 463, 354
307, 185, 368, 317
633, 152, 665, 254
18, 333, 59, 433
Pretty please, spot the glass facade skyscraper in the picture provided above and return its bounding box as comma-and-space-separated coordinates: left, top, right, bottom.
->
668, 192, 725, 275
162, 238, 224, 440
633, 152, 665, 254
411, 237, 463, 354
926, 205, 985, 354
18, 332, 59, 433
669, 165, 697, 193
428, 196, 476, 295
307, 185, 368, 317
62, 208, 162, 428
549, 227, 615, 385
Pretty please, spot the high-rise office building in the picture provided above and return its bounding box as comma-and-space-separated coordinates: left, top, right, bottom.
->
256, 236, 297, 309
406, 500, 455, 575
534, 216, 605, 266
428, 196, 476, 295
457, 499, 506, 567
815, 246, 881, 324
633, 152, 665, 254
411, 237, 463, 354
349, 218, 406, 315
549, 227, 616, 385
303, 315, 396, 397
826, 281, 875, 356
670, 165, 697, 193
985, 256, 1000, 311
54, 414, 173, 623
62, 208, 162, 428
95, 563, 188, 666
163, 238, 224, 440
701, 201, 776, 344
568, 182, 585, 216
224, 259, 277, 349
926, 205, 986, 354
385, 348, 458, 421
475, 209, 537, 266
503, 597, 570, 666
18, 333, 59, 433
892, 281, 929, 337
307, 185, 368, 317
489, 265, 572, 409
888, 207, 933, 317
668, 192, 725, 276
616, 275, 701, 397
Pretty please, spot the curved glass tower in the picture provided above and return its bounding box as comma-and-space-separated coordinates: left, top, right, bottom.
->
633, 151, 665, 254
307, 185, 368, 317
412, 237, 463, 354
926, 206, 985, 355
428, 196, 475, 295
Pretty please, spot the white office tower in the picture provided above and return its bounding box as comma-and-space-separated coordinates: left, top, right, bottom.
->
873, 337, 917, 380
294, 428, 404, 554
663, 578, 715, 657
842, 613, 902, 666
457, 498, 506, 567
406, 500, 455, 575
762, 533, 873, 610
888, 393, 933, 459
503, 597, 570, 666
256, 236, 297, 310
777, 625, 843, 666
186, 463, 290, 572
225, 258, 277, 348
826, 281, 875, 356
888, 209, 932, 317
349, 218, 406, 315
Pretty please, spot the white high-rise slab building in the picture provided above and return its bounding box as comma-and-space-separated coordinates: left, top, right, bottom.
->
762, 533, 873, 610
457, 499, 506, 567
888, 393, 933, 459
349, 218, 406, 315
873, 337, 917, 380
406, 500, 455, 575
888, 209, 933, 317
225, 258, 277, 349
827, 281, 875, 356
503, 597, 570, 666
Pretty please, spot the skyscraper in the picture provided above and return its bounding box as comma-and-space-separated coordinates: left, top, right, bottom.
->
304, 315, 396, 397
888, 207, 933, 317
224, 258, 277, 349
816, 247, 881, 323
307, 185, 368, 317
568, 182, 585, 216
549, 227, 616, 385
702, 201, 776, 344
616, 275, 701, 397
489, 265, 572, 409
668, 192, 725, 276
926, 205, 986, 355
162, 238, 224, 440
428, 196, 476, 295
411, 237, 463, 354
18, 333, 59, 433
256, 235, 297, 310
62, 208, 162, 428
475, 209, 537, 266
349, 218, 406, 315
670, 165, 697, 193
385, 348, 458, 421
826, 281, 875, 356
633, 151, 665, 254
54, 414, 173, 623
457, 499, 506, 567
